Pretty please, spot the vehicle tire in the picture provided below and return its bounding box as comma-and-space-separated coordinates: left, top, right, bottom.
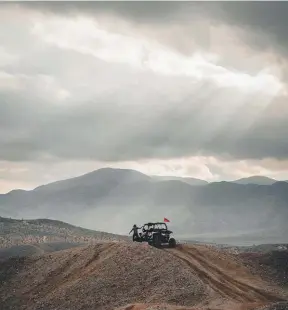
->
133, 234, 141, 242
169, 238, 176, 248
153, 234, 161, 248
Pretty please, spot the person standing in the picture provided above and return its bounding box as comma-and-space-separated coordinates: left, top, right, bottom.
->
129, 224, 140, 241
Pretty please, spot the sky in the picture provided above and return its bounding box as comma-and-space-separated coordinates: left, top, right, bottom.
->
1, 1, 288, 193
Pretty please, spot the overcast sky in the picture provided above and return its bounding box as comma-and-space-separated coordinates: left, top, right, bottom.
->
1, 1, 288, 193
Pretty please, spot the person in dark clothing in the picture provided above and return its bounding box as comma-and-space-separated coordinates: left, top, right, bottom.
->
129, 224, 140, 241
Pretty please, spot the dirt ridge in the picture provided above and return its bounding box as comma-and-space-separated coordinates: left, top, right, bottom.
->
0, 242, 286, 310
171, 245, 283, 302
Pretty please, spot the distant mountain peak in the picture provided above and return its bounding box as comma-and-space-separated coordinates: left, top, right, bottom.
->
32, 167, 150, 193
86, 167, 151, 180
232, 175, 277, 185
91, 167, 148, 175
6, 189, 28, 195
272, 180, 288, 187
1, 168, 288, 244
150, 175, 208, 186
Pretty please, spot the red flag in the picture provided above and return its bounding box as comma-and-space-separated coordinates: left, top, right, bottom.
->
164, 217, 170, 222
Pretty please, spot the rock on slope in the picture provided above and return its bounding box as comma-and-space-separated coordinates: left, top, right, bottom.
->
0, 242, 285, 310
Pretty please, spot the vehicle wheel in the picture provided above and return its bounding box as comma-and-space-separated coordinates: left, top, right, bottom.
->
153, 234, 161, 248
169, 238, 176, 248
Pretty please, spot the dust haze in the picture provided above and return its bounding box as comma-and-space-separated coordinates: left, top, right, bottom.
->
1, 168, 287, 246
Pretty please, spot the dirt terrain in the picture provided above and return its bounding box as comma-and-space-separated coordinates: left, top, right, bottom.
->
239, 250, 288, 287
0, 217, 129, 249
166, 244, 286, 310
0, 241, 286, 310
0, 242, 83, 262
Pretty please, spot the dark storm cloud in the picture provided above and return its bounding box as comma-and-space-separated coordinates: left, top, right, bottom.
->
9, 1, 203, 22
213, 2, 288, 56
0, 2, 287, 164
0, 74, 287, 163
13, 1, 288, 56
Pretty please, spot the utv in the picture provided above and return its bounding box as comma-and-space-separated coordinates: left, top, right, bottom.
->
136, 222, 177, 248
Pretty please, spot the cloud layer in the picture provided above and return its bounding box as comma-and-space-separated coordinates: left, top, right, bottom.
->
0, 2, 288, 191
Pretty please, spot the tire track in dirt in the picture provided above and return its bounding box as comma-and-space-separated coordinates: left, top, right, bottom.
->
167, 247, 246, 302
165, 245, 284, 304
184, 246, 282, 302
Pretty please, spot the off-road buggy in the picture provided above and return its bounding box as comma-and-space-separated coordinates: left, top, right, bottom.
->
134, 222, 177, 248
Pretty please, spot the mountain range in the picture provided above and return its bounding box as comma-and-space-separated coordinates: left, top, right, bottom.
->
151, 175, 282, 185
0, 168, 288, 245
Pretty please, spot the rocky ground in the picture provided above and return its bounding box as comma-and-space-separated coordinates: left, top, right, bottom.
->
0, 217, 287, 310
0, 242, 84, 262
0, 241, 286, 310
257, 302, 288, 310
0, 242, 206, 310
238, 250, 288, 287
0, 216, 129, 249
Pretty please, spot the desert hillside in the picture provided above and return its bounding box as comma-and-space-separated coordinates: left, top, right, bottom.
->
0, 216, 129, 249
0, 242, 83, 262
0, 241, 286, 310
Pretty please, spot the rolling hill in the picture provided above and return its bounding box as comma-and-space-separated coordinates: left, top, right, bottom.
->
0, 168, 288, 244
0, 216, 129, 249
0, 242, 82, 261
232, 176, 278, 185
